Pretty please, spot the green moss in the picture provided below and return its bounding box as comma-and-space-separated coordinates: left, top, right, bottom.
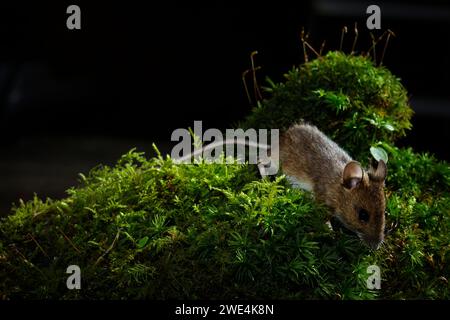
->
0, 52, 448, 300
0, 146, 448, 299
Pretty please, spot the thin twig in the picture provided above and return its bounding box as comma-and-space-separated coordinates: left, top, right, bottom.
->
300, 28, 320, 58
242, 69, 252, 105
340, 26, 347, 51
94, 230, 121, 266
380, 29, 395, 66
300, 28, 309, 62
28, 233, 49, 258
370, 33, 377, 65
10, 244, 46, 276
58, 228, 81, 254
366, 30, 388, 59
11, 244, 28, 262
250, 51, 263, 101
319, 40, 326, 56
304, 41, 320, 57
351, 22, 358, 54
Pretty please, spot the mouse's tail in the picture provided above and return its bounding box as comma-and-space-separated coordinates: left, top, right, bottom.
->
173, 138, 279, 176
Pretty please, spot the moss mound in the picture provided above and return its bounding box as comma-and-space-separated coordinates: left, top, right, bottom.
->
242, 51, 413, 159
0, 147, 448, 299
0, 52, 448, 299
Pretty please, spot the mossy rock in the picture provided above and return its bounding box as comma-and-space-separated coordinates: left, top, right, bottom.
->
242, 51, 413, 160
0, 52, 448, 300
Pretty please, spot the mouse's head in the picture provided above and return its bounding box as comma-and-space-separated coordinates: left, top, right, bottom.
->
335, 160, 387, 250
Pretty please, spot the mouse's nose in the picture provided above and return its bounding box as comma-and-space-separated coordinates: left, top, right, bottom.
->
368, 241, 381, 250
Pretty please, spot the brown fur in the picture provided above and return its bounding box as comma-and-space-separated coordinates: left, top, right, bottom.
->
279, 124, 386, 249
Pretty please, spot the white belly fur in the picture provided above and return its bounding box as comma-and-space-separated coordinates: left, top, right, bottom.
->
285, 175, 313, 192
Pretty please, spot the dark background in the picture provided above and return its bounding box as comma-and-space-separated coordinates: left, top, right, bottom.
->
0, 0, 449, 213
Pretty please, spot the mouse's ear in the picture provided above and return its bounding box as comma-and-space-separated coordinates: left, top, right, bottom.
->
369, 159, 387, 182
342, 161, 363, 189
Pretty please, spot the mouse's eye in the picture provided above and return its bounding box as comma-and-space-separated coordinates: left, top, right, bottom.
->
358, 209, 370, 222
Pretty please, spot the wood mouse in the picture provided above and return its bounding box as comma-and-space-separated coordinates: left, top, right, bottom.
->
279, 123, 387, 250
